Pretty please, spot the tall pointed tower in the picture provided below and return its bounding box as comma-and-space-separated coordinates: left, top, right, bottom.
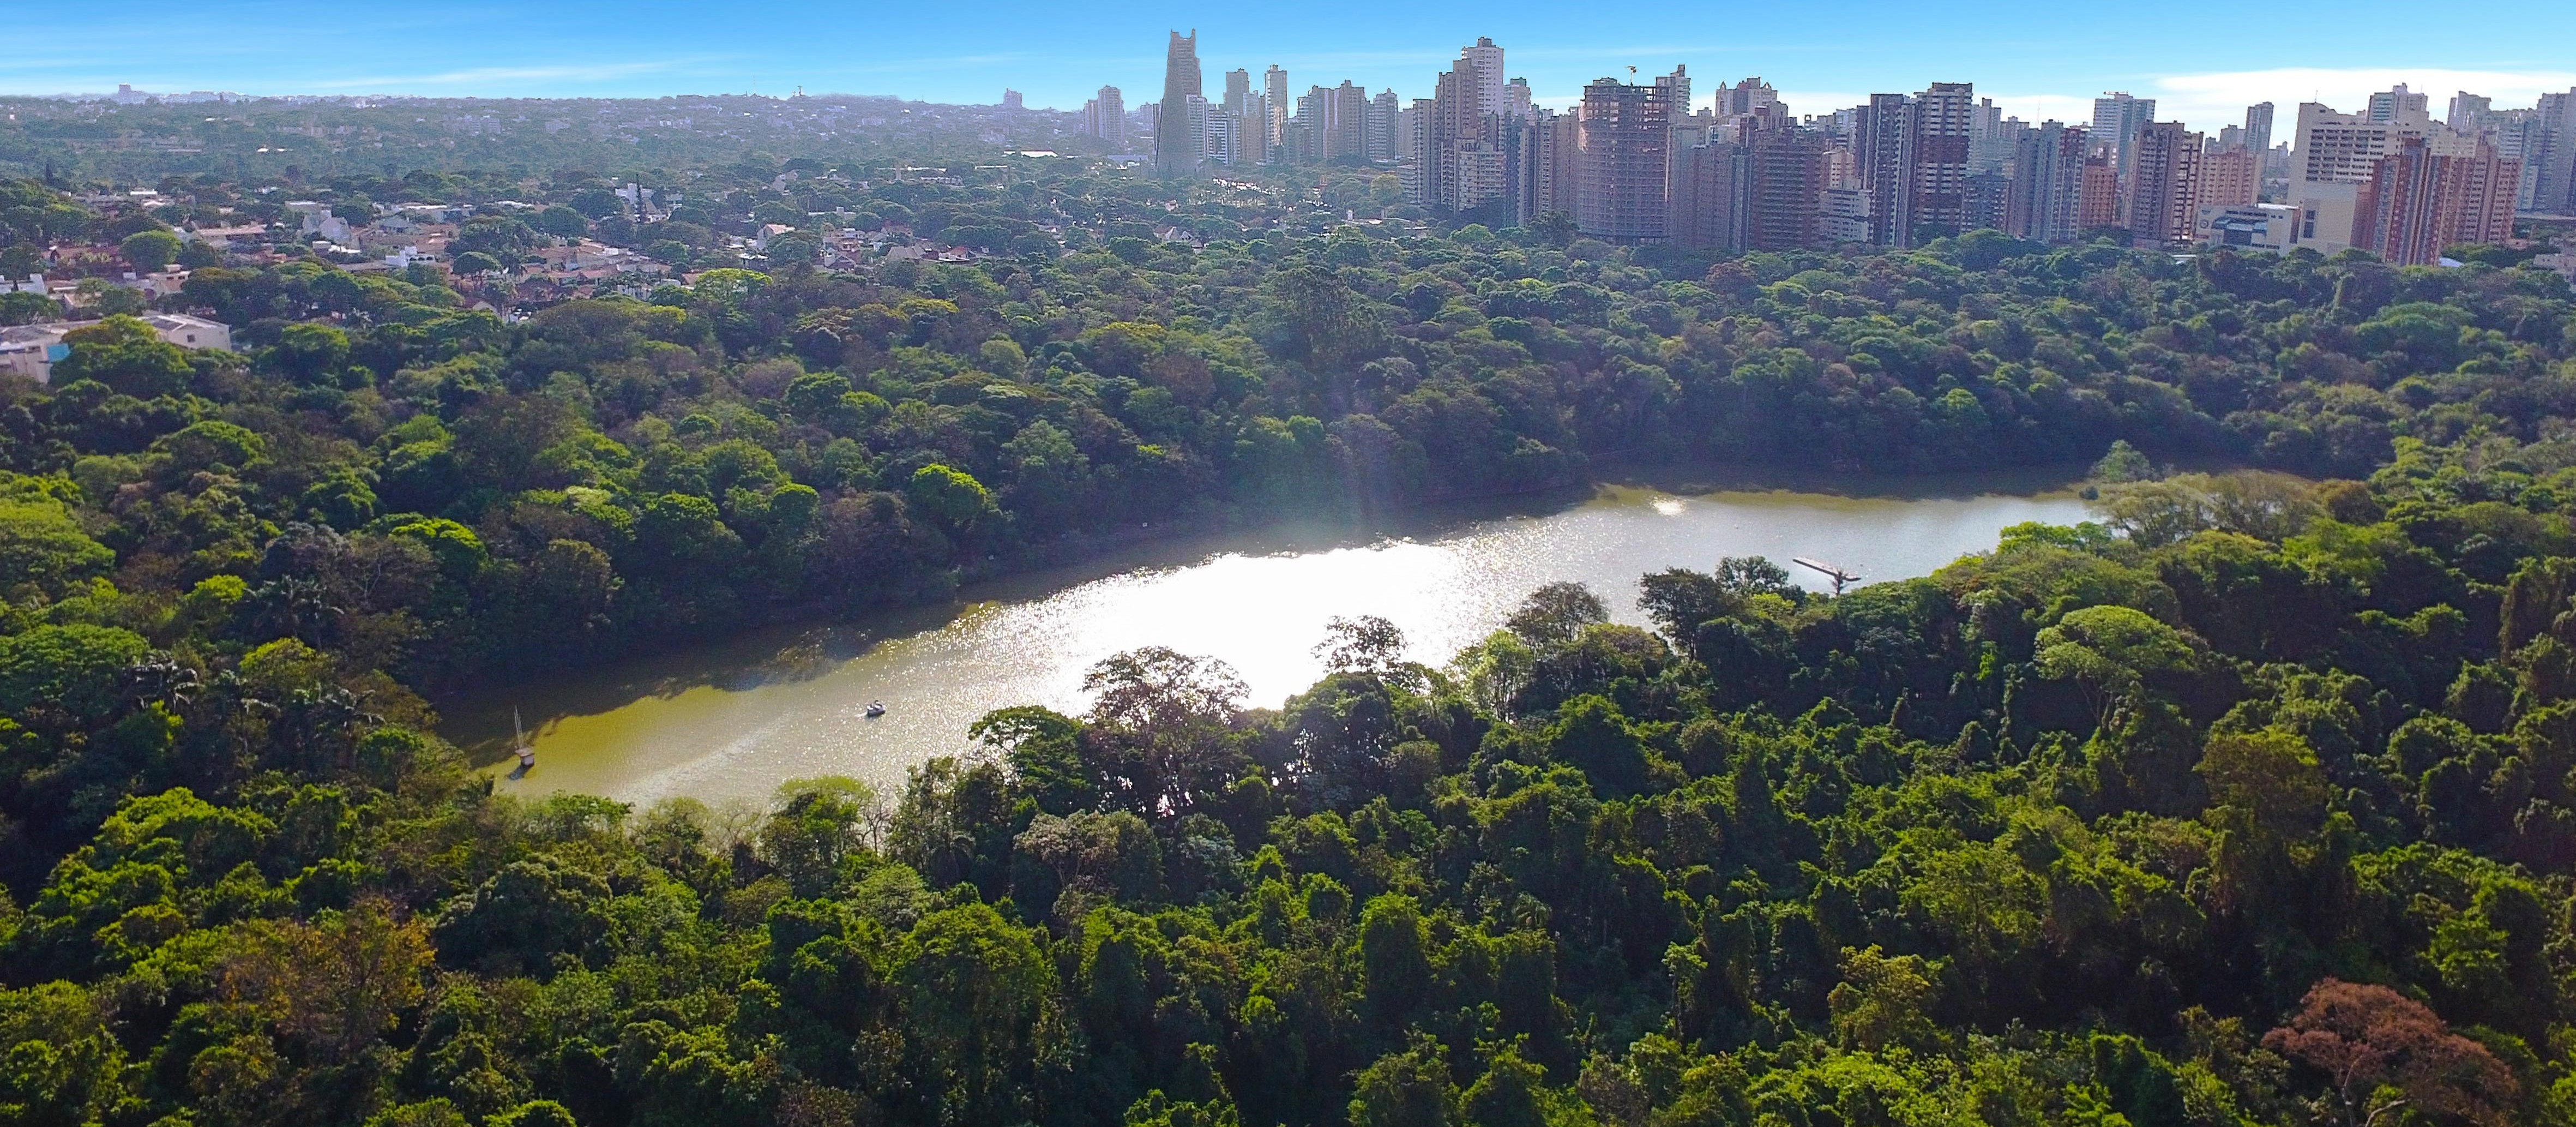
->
1155, 30, 1203, 177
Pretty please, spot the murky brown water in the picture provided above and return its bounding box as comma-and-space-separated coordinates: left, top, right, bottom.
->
450, 477, 2092, 805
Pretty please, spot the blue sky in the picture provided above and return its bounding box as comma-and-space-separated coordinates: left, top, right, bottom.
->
10, 1, 2576, 133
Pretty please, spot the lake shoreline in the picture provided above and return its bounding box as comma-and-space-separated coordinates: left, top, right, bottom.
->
436, 476, 2099, 789
914, 458, 2102, 600
433, 460, 2096, 745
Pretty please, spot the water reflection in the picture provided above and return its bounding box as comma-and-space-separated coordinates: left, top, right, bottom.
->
447, 474, 2092, 805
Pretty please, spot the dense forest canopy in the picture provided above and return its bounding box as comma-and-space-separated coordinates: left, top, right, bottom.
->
5, 162, 2576, 1127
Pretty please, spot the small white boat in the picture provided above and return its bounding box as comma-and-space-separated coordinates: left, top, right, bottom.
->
864, 701, 887, 718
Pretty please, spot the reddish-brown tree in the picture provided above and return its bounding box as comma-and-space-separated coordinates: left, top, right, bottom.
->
2262, 979, 2514, 1127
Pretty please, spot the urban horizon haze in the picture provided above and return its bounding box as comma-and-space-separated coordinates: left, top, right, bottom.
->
10, 0, 2576, 134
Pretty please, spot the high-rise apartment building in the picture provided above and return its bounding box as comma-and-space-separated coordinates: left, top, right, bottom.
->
1240, 93, 1271, 164
1368, 89, 1399, 161
1082, 86, 1127, 149
1154, 31, 1203, 177
2126, 121, 2203, 246
1409, 38, 1516, 213
1909, 82, 1975, 239
1202, 102, 1242, 165
1574, 69, 1684, 240
1671, 134, 1752, 250
1521, 109, 1581, 224
2535, 91, 2576, 214
1969, 98, 2026, 174
2091, 92, 2157, 213
1657, 67, 1692, 127
1850, 82, 1971, 248
2288, 93, 2459, 253
2491, 107, 2549, 211
2448, 92, 2493, 132
1286, 86, 1325, 163
2484, 97, 2576, 213
1401, 99, 1433, 203
1264, 66, 1289, 148
2294, 98, 2436, 183
1411, 67, 1463, 205
1746, 127, 1828, 250
2244, 102, 2275, 159
1820, 187, 1874, 243
1718, 77, 1780, 118
1280, 83, 1374, 165
1222, 69, 1251, 116
1002, 89, 1023, 111
1184, 94, 1217, 166
2353, 135, 2520, 265
2368, 84, 2429, 124
1319, 81, 1367, 161
2006, 123, 2087, 243
1224, 75, 1267, 162
1853, 93, 1910, 247
2079, 156, 2121, 231
2198, 147, 2260, 212
1665, 117, 1816, 250
1461, 37, 1507, 118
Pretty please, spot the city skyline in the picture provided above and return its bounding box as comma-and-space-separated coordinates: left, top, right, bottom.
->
9, 1, 2576, 135
1110, 24, 2557, 262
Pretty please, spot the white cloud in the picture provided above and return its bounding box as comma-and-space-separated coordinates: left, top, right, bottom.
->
1768, 90, 2090, 128
1762, 87, 2081, 126
1973, 93, 2099, 127
1774, 89, 1867, 117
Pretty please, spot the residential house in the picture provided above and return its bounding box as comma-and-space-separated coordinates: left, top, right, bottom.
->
0, 312, 231, 383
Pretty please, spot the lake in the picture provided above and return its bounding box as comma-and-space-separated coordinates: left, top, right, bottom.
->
448, 473, 2093, 806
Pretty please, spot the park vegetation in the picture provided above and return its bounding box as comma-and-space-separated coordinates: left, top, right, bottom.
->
4, 167, 2576, 1126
